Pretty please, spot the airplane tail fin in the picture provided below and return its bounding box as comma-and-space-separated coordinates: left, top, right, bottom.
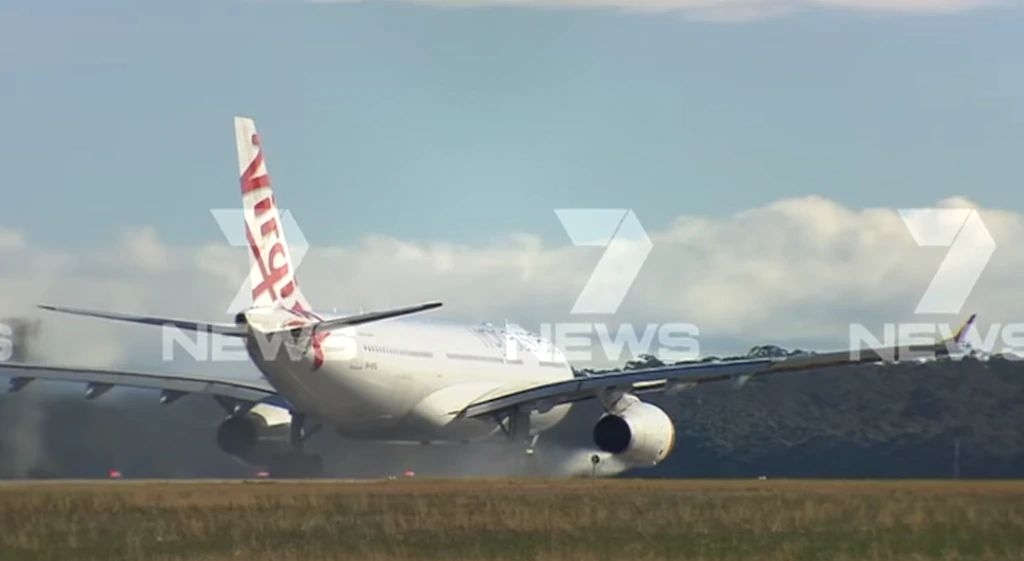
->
235, 117, 313, 315
30, 118, 444, 343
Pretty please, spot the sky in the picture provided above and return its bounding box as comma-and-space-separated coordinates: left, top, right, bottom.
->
1, 0, 1023, 371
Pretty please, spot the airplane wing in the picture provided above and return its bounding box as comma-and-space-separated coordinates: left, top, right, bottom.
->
37, 305, 246, 337
0, 362, 278, 406
457, 315, 976, 420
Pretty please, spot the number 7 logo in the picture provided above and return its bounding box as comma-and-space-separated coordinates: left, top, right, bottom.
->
211, 208, 310, 314
899, 208, 995, 314
555, 209, 653, 315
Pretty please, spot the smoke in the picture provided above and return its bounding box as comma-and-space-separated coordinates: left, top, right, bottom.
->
0, 381, 622, 479
304, 400, 629, 478
0, 393, 623, 479
0, 395, 51, 477
0, 315, 626, 479
3, 317, 41, 363
553, 449, 630, 478
305, 432, 610, 479
0, 318, 49, 477
0, 316, 240, 478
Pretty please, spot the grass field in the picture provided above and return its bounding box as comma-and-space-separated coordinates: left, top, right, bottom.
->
0, 479, 1022, 561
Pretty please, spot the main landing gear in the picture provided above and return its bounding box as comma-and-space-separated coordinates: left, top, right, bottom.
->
268, 413, 325, 479
523, 434, 541, 475
499, 407, 542, 475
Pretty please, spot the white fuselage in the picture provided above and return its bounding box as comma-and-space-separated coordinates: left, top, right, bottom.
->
248, 318, 575, 442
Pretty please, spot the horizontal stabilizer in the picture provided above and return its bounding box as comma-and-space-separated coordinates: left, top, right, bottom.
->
317, 301, 443, 331
39, 305, 246, 337
272, 301, 443, 335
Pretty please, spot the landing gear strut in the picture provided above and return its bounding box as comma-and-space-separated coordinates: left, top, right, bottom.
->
525, 434, 539, 456
268, 412, 325, 479
499, 407, 542, 475
523, 434, 541, 475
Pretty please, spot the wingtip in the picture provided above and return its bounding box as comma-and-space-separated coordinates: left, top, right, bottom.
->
953, 313, 978, 345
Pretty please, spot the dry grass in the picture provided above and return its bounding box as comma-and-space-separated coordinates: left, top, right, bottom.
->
0, 479, 1022, 561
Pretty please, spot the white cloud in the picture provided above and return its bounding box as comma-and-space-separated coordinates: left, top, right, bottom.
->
811, 0, 1004, 13
0, 229, 26, 252
310, 0, 1009, 19
2, 195, 1022, 370
116, 227, 174, 274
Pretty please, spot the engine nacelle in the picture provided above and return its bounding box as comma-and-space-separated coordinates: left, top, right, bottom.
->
216, 402, 293, 466
592, 402, 676, 466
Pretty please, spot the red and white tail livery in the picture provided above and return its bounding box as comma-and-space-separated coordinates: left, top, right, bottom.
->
235, 117, 312, 315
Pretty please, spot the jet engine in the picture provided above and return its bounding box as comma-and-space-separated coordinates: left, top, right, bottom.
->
592, 401, 676, 466
216, 401, 293, 466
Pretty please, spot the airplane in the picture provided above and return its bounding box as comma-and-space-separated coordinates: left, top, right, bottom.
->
0, 117, 977, 477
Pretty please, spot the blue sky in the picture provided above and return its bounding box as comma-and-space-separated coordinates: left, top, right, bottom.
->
2, 0, 1024, 368
2, 0, 1022, 248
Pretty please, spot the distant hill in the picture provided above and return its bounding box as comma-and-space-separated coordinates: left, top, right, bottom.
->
1, 354, 1022, 478
562, 354, 1024, 478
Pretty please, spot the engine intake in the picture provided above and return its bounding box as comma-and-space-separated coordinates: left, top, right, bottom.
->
593, 402, 676, 466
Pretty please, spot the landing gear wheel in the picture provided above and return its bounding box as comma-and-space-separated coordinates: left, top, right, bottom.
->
523, 447, 542, 476
268, 454, 324, 479
522, 434, 541, 476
